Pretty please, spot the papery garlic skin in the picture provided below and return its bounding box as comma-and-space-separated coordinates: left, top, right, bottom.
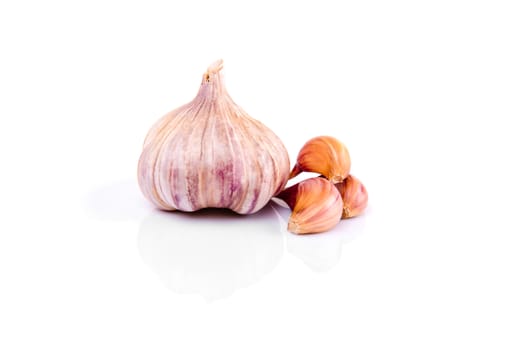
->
138, 60, 290, 214
276, 177, 343, 234
335, 175, 368, 218
289, 136, 351, 184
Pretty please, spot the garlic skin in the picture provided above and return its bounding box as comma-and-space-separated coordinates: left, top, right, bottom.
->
276, 177, 343, 234
335, 175, 368, 218
138, 60, 290, 214
289, 136, 351, 184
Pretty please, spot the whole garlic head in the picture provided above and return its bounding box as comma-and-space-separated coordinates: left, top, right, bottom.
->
138, 60, 290, 214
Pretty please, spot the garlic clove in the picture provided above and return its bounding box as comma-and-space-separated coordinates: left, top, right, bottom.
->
276, 177, 343, 234
335, 175, 368, 219
289, 136, 351, 184
137, 60, 290, 214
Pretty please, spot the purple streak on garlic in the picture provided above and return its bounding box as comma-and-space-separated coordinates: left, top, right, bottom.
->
137, 60, 290, 214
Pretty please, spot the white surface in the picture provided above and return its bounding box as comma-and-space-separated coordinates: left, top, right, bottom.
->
1, 0, 523, 349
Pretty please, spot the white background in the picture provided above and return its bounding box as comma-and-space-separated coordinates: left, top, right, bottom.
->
1, 0, 523, 349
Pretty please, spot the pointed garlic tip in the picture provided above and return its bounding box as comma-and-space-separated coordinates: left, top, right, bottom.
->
208, 59, 224, 73
274, 183, 298, 209
290, 136, 351, 184
277, 177, 343, 234
203, 59, 224, 82
207, 59, 224, 74
335, 175, 368, 219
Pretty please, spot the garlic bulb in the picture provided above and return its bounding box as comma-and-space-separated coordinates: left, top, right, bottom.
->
138, 60, 290, 214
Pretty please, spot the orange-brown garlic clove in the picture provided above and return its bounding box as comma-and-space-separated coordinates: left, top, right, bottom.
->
335, 175, 368, 219
276, 177, 343, 234
289, 136, 351, 184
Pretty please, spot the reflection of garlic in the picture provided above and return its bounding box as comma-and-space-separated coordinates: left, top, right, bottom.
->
137, 206, 283, 301
276, 177, 343, 234
335, 175, 368, 218
138, 60, 289, 214
289, 136, 350, 183
272, 204, 366, 272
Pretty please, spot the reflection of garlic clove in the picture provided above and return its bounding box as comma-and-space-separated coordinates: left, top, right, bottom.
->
138, 60, 289, 214
335, 175, 368, 218
272, 202, 359, 272
286, 231, 344, 272
276, 177, 343, 234
289, 136, 350, 183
